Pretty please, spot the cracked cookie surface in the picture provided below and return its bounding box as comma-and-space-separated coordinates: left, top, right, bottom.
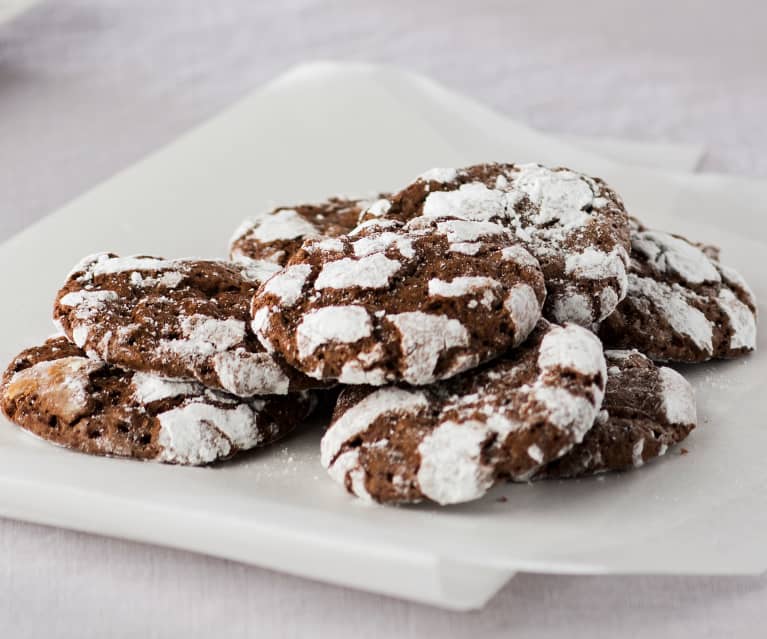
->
599, 220, 757, 362
360, 163, 631, 326
1, 337, 316, 465
54, 254, 323, 396
252, 217, 546, 386
535, 349, 696, 479
229, 195, 385, 272
321, 321, 606, 505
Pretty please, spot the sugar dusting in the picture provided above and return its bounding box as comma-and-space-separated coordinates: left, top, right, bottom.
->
247, 209, 318, 243
504, 284, 542, 345
259, 264, 312, 307
717, 288, 757, 350
627, 275, 714, 353
320, 388, 429, 468
323, 321, 606, 504
417, 420, 496, 505
406, 164, 630, 324
314, 253, 401, 290
658, 366, 697, 426
387, 312, 470, 385
296, 305, 373, 360
631, 230, 720, 284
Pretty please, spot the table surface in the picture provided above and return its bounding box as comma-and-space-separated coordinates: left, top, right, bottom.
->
1, 1, 765, 637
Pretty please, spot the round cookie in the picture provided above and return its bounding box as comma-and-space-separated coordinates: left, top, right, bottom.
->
1, 337, 316, 465
54, 254, 323, 397
535, 349, 696, 479
360, 163, 631, 326
599, 220, 757, 362
321, 321, 607, 505
229, 195, 386, 270
251, 217, 546, 386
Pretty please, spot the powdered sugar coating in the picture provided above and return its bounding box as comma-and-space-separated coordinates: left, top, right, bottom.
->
296, 306, 373, 360
626, 275, 713, 352
364, 199, 392, 218
54, 254, 318, 396
565, 246, 629, 288
76, 254, 175, 279
505, 284, 542, 346
314, 253, 402, 290
551, 293, 593, 327
433, 219, 510, 242
418, 167, 458, 183
361, 162, 631, 326
423, 182, 514, 221
631, 230, 720, 284
259, 264, 312, 307
156, 401, 280, 465
387, 312, 471, 385
600, 222, 757, 362
229, 196, 382, 268
320, 387, 429, 469
322, 321, 606, 505
1, 338, 315, 466
417, 420, 496, 504
212, 350, 291, 396
534, 349, 697, 479
449, 242, 481, 255
538, 322, 606, 378
246, 209, 318, 243
716, 288, 757, 350
658, 366, 697, 426
326, 450, 373, 501
351, 232, 415, 259
428, 277, 502, 306
253, 217, 545, 386
130, 372, 202, 404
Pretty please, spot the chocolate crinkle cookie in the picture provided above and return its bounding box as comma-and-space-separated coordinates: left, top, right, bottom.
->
251, 217, 546, 386
534, 349, 696, 479
599, 219, 757, 362
0, 337, 316, 465
229, 195, 385, 271
321, 321, 607, 505
359, 163, 631, 326
53, 254, 325, 397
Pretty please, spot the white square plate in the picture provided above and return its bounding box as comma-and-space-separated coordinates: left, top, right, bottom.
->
0, 63, 764, 610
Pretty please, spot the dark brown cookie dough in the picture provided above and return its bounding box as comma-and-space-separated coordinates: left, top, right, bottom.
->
359, 163, 631, 326
229, 195, 387, 269
321, 321, 607, 505
252, 217, 546, 386
53, 254, 323, 397
1, 337, 316, 465
599, 219, 757, 362
535, 349, 696, 479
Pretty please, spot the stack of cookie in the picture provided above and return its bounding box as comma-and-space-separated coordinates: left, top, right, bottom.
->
1, 163, 757, 507
234, 163, 757, 504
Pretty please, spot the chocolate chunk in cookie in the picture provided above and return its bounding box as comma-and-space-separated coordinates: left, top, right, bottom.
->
1, 337, 316, 465
360, 163, 631, 326
252, 217, 546, 386
229, 195, 386, 270
54, 254, 324, 396
535, 349, 696, 479
599, 220, 757, 362
321, 321, 606, 505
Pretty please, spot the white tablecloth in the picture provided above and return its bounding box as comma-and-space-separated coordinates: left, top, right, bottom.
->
1, 2, 765, 636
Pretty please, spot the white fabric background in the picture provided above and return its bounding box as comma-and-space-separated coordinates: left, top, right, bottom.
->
1, 1, 765, 636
